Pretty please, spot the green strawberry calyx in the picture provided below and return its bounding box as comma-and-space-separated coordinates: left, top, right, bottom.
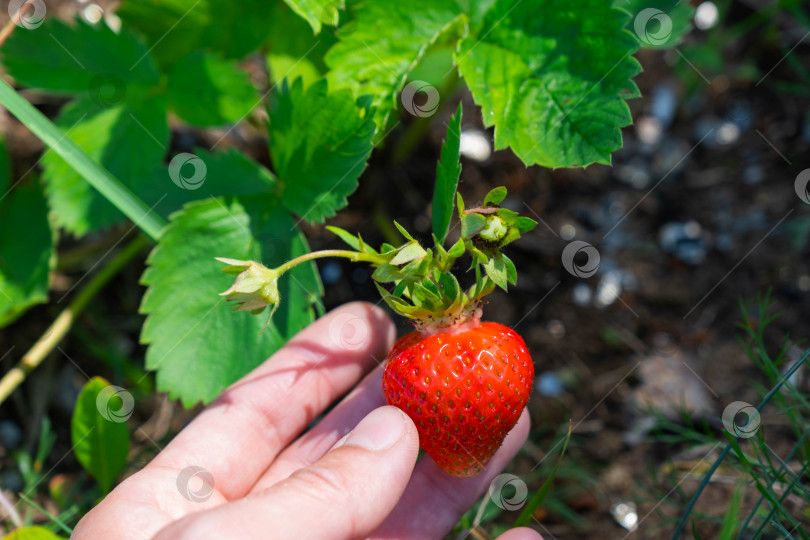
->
217, 186, 536, 332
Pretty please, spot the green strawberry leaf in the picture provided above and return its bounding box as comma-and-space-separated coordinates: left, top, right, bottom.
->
483, 256, 508, 291
389, 242, 427, 266
167, 52, 259, 127
2, 18, 159, 95
447, 237, 465, 258
456, 0, 498, 30
614, 0, 695, 49
4, 527, 67, 540
140, 198, 321, 406
515, 216, 538, 233
456, 0, 641, 168
117, 0, 207, 69
483, 186, 507, 207
501, 253, 517, 285
0, 140, 6, 196
433, 103, 462, 246
460, 212, 486, 239
325, 0, 464, 130
327, 226, 378, 255
267, 1, 336, 89
0, 174, 55, 327
118, 0, 277, 67
71, 377, 131, 494
326, 226, 361, 250
282, 0, 335, 34
393, 221, 415, 242
42, 94, 169, 236
268, 78, 375, 223
149, 148, 277, 214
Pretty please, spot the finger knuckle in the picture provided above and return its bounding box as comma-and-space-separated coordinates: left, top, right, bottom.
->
290, 461, 351, 504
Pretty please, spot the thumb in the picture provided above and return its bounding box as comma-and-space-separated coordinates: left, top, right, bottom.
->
496, 527, 544, 540
155, 406, 419, 540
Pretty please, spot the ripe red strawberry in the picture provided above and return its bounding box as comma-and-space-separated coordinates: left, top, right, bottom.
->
383, 320, 533, 477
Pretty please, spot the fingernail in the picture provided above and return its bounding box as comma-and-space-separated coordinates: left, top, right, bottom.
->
340, 406, 406, 452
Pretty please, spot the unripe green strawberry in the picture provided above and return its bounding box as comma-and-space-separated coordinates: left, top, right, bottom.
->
382, 320, 533, 477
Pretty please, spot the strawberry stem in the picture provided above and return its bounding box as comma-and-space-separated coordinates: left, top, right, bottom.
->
274, 249, 385, 275
217, 186, 538, 330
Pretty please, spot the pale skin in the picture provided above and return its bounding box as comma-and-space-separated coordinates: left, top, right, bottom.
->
73, 302, 543, 540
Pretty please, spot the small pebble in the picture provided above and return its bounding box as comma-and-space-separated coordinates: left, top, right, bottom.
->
726, 97, 753, 131
559, 224, 576, 240
83, 4, 103, 23
622, 271, 638, 292
636, 116, 663, 146
546, 319, 565, 339
695, 1, 719, 30
458, 130, 492, 162
320, 261, 342, 285
742, 164, 763, 185
1, 470, 24, 493
573, 283, 592, 306
611, 501, 639, 531
651, 84, 678, 127
659, 221, 708, 265
615, 158, 651, 189
536, 371, 564, 397
695, 117, 739, 147
715, 232, 734, 253
0, 420, 23, 449
594, 271, 622, 309
717, 122, 740, 144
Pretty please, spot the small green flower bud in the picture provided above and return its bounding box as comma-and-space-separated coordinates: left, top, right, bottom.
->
216, 258, 280, 314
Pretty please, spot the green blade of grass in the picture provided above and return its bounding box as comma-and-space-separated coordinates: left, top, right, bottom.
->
718, 482, 744, 540
514, 421, 573, 528
737, 430, 810, 538
673, 347, 810, 538
751, 465, 810, 540
18, 492, 73, 535
0, 79, 165, 240
769, 518, 797, 539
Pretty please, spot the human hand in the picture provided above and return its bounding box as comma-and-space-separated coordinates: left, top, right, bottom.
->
73, 302, 542, 540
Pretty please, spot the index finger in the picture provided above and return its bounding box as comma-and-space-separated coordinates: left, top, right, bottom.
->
148, 302, 395, 500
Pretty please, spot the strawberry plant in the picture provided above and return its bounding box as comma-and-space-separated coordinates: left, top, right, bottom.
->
216, 106, 537, 475
0, 0, 692, 406
0, 0, 693, 504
